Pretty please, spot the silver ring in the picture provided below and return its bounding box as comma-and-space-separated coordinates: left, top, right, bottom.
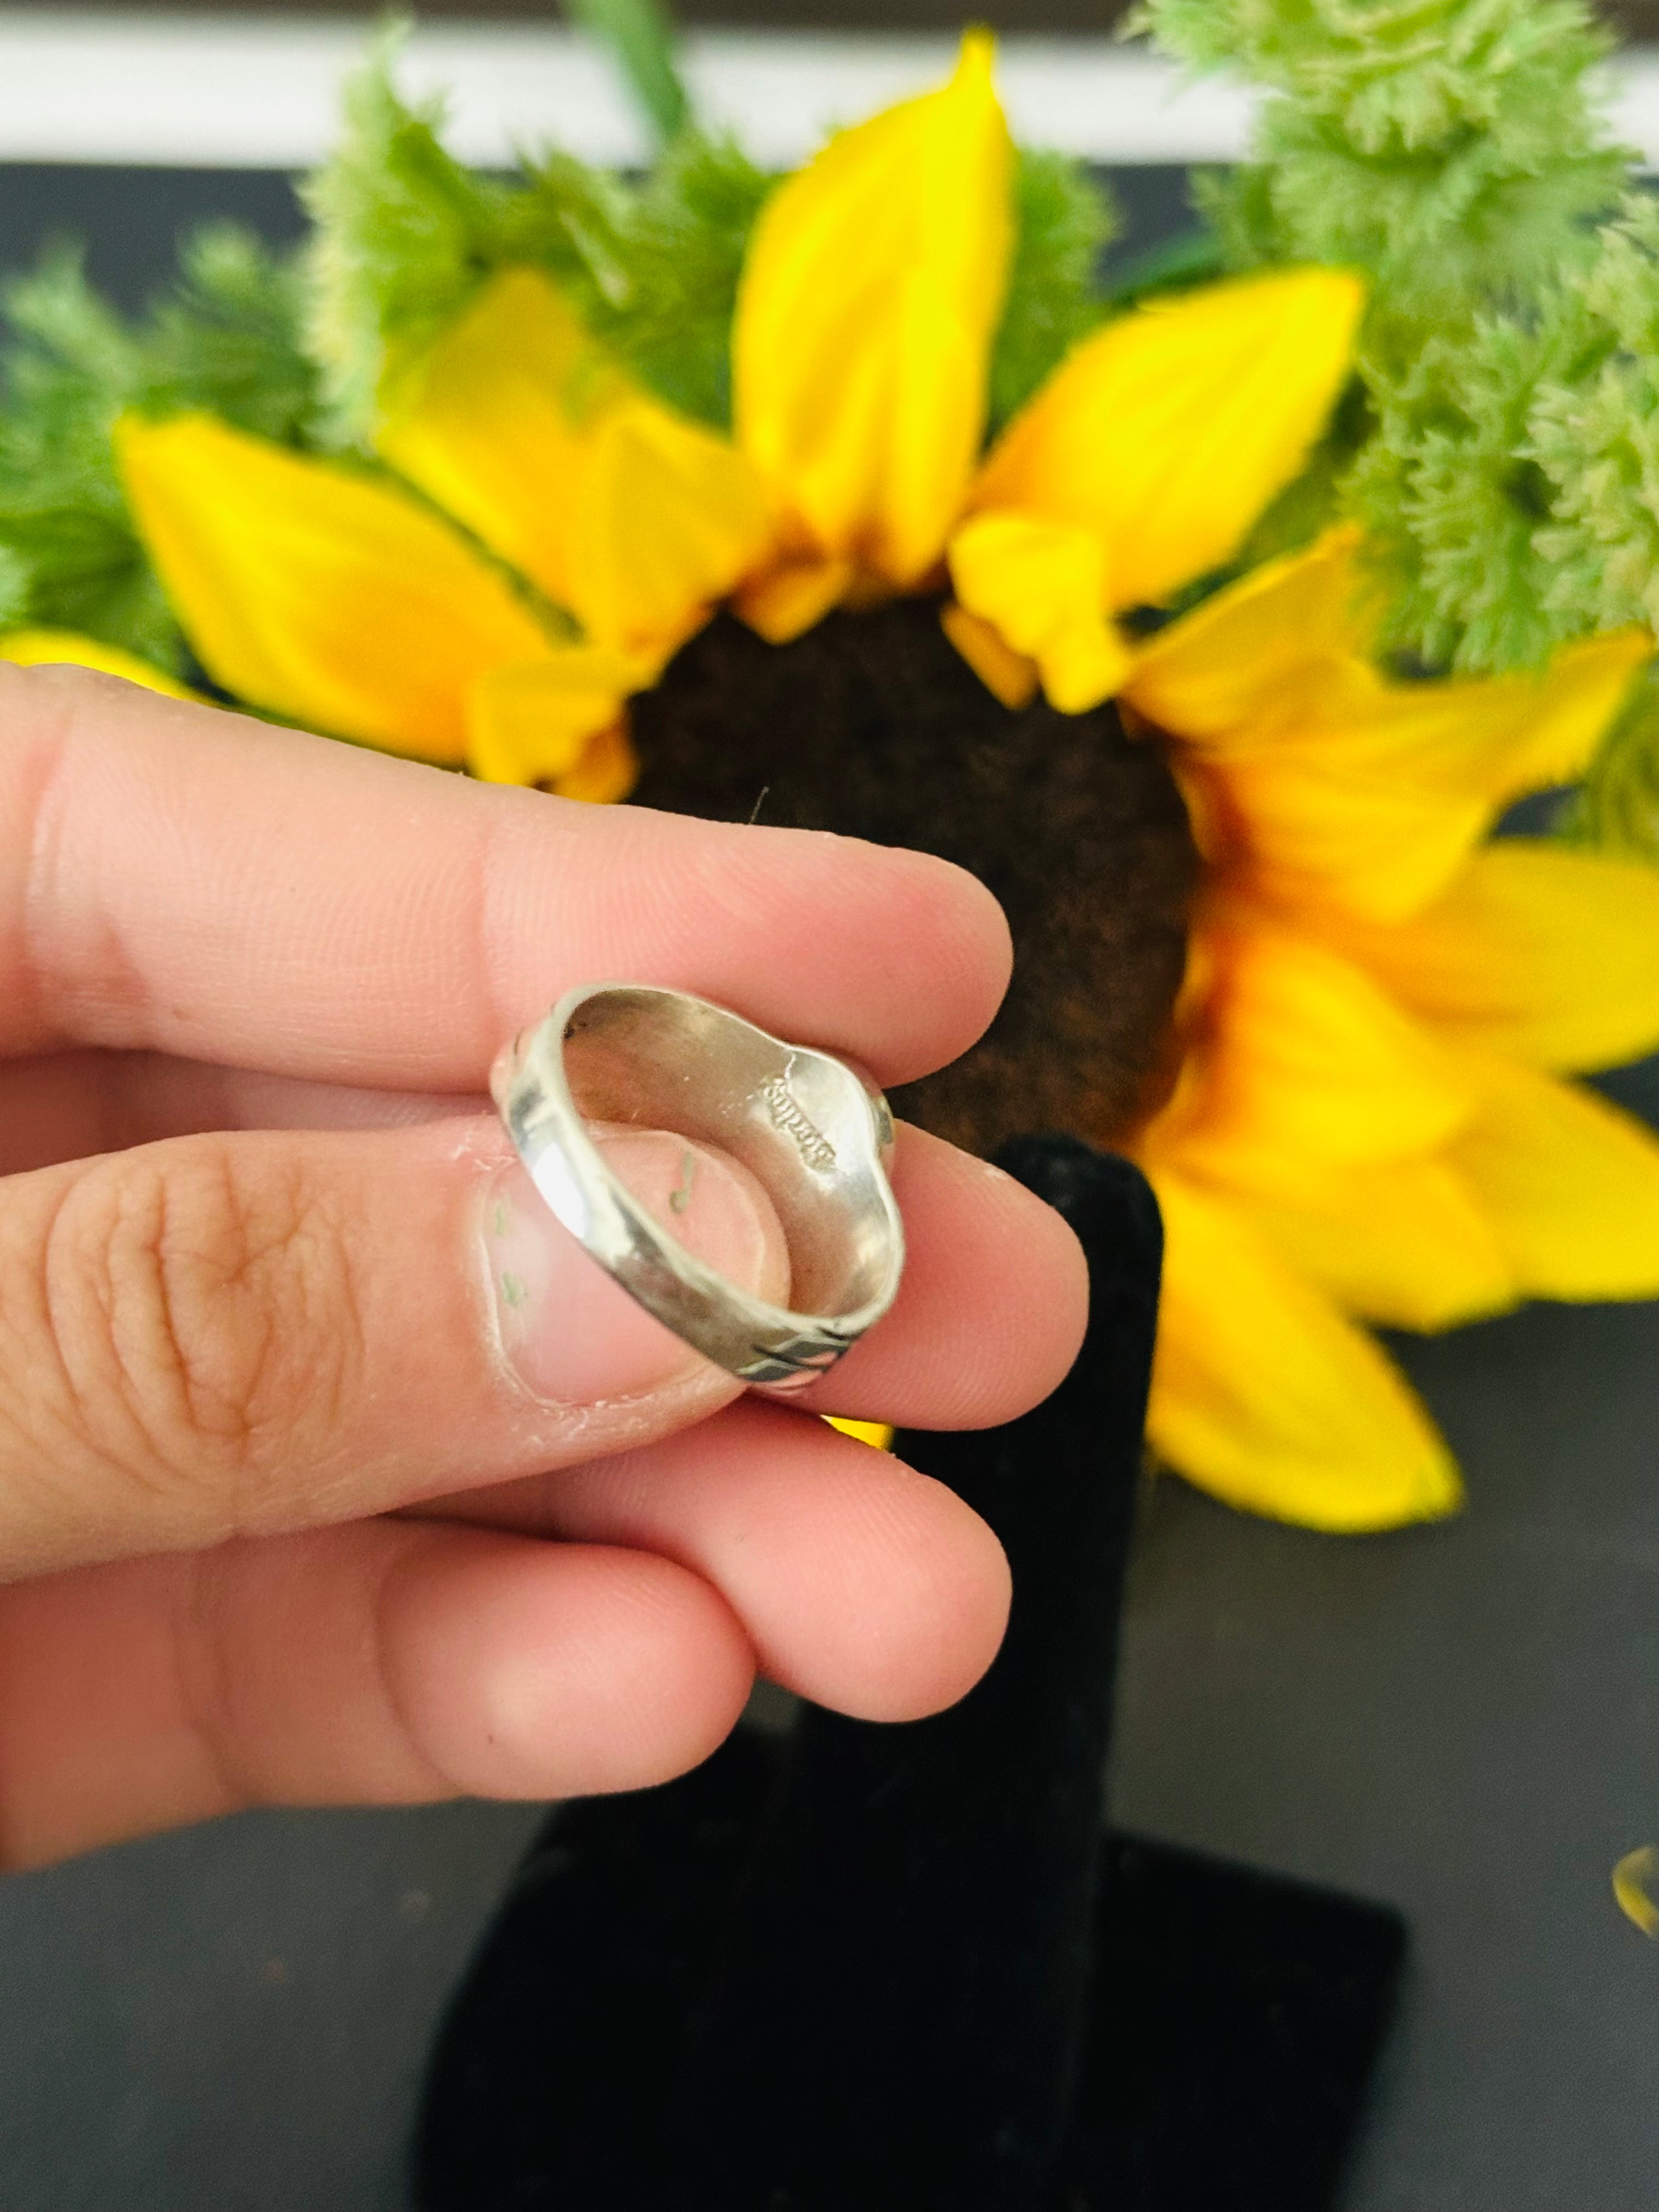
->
490, 984, 905, 1391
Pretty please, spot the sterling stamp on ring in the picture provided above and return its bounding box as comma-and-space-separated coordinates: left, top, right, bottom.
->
757, 1073, 838, 1171
489, 984, 905, 1390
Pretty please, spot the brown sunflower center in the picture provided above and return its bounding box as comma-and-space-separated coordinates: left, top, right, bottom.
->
627, 598, 1198, 1157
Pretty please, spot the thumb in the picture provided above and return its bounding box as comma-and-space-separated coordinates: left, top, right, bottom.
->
0, 1115, 787, 1580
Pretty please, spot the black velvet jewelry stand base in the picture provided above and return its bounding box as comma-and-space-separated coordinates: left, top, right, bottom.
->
414, 1140, 1406, 2212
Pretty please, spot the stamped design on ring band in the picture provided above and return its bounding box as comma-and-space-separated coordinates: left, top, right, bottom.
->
758, 1073, 838, 1172
490, 984, 905, 1391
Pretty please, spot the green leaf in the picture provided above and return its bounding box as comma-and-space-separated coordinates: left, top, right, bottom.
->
1332, 190, 1659, 681
1102, 223, 1226, 306
0, 226, 324, 670
1136, 0, 1629, 352
0, 543, 26, 626
303, 49, 769, 435
301, 52, 521, 443
1130, 0, 1659, 868
1559, 667, 1659, 861
144, 222, 322, 440
566, 129, 772, 426
563, 0, 690, 148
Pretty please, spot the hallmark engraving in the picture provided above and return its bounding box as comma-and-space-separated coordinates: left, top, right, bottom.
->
758, 1074, 837, 1171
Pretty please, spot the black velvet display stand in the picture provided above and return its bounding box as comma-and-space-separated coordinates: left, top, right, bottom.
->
414, 1141, 1406, 2211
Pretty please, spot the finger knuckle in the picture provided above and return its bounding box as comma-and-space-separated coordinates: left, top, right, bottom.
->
46, 1140, 363, 1525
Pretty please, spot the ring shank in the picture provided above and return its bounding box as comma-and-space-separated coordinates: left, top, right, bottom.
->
492, 985, 905, 1390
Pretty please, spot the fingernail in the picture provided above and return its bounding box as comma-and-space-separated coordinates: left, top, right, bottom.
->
482, 1130, 781, 1406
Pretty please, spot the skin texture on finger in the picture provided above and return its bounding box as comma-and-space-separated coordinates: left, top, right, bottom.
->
1, 665, 1011, 1086
0, 1114, 783, 1578
0, 1522, 756, 1872
0, 1047, 480, 1177
429, 1398, 1012, 1722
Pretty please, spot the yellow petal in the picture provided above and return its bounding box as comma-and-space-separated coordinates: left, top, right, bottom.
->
1451, 1057, 1659, 1302
1124, 526, 1373, 738
1149, 918, 1474, 1191
117, 412, 549, 761
1163, 628, 1651, 923
1612, 1846, 1659, 1939
1237, 1154, 1515, 1331
380, 268, 773, 652
466, 645, 656, 787
1146, 1167, 1462, 1530
0, 627, 196, 699
1128, 552, 1644, 921
1331, 842, 1659, 1073
939, 600, 1039, 709
1266, 629, 1650, 800
947, 510, 1131, 712
1187, 741, 1492, 923
376, 268, 624, 615
733, 32, 1012, 588
568, 398, 772, 650
825, 1416, 895, 1451
550, 720, 639, 805
733, 557, 858, 645
972, 269, 1364, 613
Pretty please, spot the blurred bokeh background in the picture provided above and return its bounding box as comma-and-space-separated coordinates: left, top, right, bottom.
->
14, 0, 1658, 25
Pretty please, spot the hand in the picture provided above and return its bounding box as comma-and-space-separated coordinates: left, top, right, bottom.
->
0, 667, 1087, 1872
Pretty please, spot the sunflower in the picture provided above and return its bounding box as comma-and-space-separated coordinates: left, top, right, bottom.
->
1118, 529, 1659, 1526
13, 38, 1659, 1530
101, 37, 1362, 796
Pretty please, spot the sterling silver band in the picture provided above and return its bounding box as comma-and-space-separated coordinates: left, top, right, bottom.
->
489, 984, 905, 1391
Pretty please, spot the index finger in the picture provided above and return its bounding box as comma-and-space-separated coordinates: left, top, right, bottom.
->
1, 667, 1011, 1087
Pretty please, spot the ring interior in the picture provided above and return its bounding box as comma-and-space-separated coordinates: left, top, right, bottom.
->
561, 990, 893, 1322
